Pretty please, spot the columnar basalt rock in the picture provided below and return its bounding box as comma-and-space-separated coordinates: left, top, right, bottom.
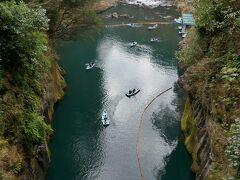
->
181, 98, 213, 180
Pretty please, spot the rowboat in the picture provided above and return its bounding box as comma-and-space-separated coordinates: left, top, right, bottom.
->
125, 89, 141, 98
147, 24, 158, 30
150, 38, 160, 42
174, 17, 182, 24
101, 110, 110, 127
130, 42, 137, 47
86, 63, 95, 70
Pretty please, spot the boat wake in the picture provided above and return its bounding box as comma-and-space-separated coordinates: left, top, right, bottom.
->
124, 0, 174, 8
103, 95, 125, 124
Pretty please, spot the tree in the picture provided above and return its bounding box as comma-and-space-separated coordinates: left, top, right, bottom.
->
26, 0, 100, 38
0, 1, 49, 83
0, 0, 52, 146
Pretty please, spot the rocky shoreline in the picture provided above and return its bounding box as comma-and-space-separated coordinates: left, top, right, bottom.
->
91, 0, 119, 14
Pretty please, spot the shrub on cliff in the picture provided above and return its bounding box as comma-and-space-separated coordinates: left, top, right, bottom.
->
194, 0, 240, 35
0, 1, 52, 147
0, 1, 49, 82
178, 0, 240, 121
178, 0, 240, 178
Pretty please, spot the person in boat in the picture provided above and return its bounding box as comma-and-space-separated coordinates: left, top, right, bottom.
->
133, 88, 136, 93
129, 90, 132, 94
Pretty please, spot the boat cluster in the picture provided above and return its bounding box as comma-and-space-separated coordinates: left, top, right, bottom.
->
174, 17, 187, 38
86, 62, 141, 127
85, 63, 111, 127
126, 23, 158, 31
127, 23, 142, 28
99, 21, 161, 128
101, 87, 140, 127
130, 37, 159, 48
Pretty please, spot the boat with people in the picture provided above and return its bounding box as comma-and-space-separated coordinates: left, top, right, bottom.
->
125, 88, 141, 98
174, 17, 182, 24
85, 62, 95, 70
130, 42, 137, 47
147, 24, 158, 30
150, 38, 160, 43
101, 109, 110, 127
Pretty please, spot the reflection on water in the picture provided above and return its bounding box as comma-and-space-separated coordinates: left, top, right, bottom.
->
46, 5, 194, 180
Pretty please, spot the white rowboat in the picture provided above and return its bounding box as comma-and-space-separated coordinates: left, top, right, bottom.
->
101, 110, 110, 126
86, 63, 95, 70
130, 42, 138, 47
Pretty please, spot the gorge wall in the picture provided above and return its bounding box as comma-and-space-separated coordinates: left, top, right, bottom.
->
177, 1, 240, 179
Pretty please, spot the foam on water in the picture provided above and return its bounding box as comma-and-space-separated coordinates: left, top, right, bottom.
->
125, 0, 173, 8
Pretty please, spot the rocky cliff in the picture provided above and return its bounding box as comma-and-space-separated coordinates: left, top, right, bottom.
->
181, 98, 213, 180
181, 96, 238, 180
177, 0, 240, 179
23, 58, 66, 180
179, 52, 239, 179
0, 57, 65, 180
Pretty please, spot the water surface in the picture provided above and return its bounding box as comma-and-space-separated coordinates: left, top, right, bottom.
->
46, 5, 194, 180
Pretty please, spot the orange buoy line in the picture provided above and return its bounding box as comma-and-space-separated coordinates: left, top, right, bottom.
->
135, 87, 172, 180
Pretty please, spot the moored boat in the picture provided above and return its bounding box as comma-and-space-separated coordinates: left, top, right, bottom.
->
174, 17, 182, 24
178, 25, 182, 30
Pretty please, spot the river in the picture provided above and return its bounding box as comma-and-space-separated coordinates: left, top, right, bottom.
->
46, 4, 195, 180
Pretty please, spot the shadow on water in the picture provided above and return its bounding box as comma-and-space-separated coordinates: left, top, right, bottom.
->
60, 25, 102, 42
151, 106, 195, 179
160, 135, 195, 180
151, 83, 195, 180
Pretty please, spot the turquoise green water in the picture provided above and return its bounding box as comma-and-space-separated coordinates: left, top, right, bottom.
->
46, 5, 194, 180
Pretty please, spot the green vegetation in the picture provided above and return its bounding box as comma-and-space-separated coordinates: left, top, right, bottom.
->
178, 0, 240, 178
225, 119, 240, 179
181, 98, 199, 171
0, 0, 102, 177
181, 98, 195, 153
0, 0, 51, 147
